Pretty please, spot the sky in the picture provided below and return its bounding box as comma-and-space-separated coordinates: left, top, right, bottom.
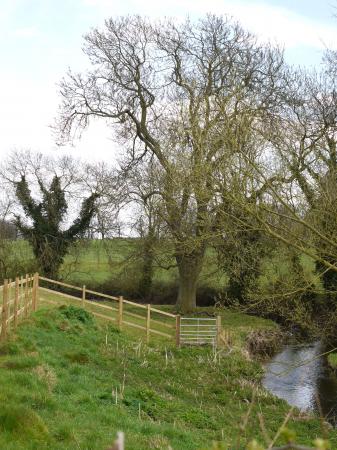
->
1, 0, 337, 165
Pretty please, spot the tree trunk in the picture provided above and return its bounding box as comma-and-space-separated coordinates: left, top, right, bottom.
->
139, 231, 155, 300
176, 253, 204, 313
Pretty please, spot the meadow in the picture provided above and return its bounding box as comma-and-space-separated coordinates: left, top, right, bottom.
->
0, 298, 334, 449
0, 240, 332, 449
3, 238, 320, 307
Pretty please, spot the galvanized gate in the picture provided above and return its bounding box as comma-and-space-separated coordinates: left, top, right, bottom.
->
178, 316, 221, 346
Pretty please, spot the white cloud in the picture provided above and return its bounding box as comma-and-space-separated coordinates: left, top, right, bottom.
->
82, 0, 337, 50
13, 26, 40, 38
215, 1, 337, 50
82, 0, 112, 5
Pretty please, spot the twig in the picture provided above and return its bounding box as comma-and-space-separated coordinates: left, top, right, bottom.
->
236, 390, 256, 448
258, 412, 272, 447
269, 445, 319, 450
267, 407, 294, 449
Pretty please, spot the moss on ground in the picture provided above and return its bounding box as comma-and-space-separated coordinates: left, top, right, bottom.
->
0, 305, 335, 449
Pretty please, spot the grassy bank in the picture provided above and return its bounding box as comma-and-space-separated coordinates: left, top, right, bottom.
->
0, 303, 334, 449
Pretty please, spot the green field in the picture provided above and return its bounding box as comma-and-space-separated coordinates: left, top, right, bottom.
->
4, 238, 227, 285
0, 297, 334, 449
60, 239, 229, 295
3, 239, 320, 307
1, 238, 229, 305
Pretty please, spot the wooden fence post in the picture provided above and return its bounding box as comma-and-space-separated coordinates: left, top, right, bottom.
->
24, 274, 29, 317
1, 280, 9, 340
175, 315, 181, 347
82, 285, 86, 308
146, 304, 151, 344
32, 273, 38, 311
8, 279, 12, 332
36, 273, 39, 309
216, 315, 222, 347
13, 277, 19, 328
30, 274, 33, 306
118, 296, 123, 330
19, 275, 23, 310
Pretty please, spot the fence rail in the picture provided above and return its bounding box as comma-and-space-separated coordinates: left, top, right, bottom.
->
38, 277, 177, 343
1, 274, 222, 346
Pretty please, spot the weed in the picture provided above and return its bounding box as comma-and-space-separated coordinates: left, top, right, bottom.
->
58, 304, 94, 325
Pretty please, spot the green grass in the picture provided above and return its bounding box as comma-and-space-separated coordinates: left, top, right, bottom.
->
0, 303, 335, 449
38, 287, 177, 343
328, 353, 337, 369
6, 239, 320, 310
257, 248, 322, 294
7, 239, 228, 291
62, 239, 134, 285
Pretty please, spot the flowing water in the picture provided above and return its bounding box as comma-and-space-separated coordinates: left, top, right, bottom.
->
263, 341, 337, 424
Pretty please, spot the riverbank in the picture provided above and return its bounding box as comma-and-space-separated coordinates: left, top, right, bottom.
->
0, 305, 335, 449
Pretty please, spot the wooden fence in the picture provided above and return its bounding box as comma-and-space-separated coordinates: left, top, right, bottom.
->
38, 276, 178, 344
0, 274, 223, 346
0, 273, 38, 341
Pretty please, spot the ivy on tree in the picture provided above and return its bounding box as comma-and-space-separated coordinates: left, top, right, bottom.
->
14, 175, 98, 278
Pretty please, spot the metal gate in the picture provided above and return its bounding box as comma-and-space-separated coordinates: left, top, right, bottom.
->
179, 317, 220, 346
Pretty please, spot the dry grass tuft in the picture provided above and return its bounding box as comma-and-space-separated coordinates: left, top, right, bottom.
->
33, 364, 57, 392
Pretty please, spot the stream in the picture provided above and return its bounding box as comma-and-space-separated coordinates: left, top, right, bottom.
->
262, 341, 337, 424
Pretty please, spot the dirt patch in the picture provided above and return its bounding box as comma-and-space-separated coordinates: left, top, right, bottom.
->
246, 329, 286, 359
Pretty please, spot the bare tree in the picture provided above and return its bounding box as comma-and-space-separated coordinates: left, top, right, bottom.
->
82, 162, 123, 239
55, 15, 285, 311
235, 63, 337, 294
121, 159, 168, 299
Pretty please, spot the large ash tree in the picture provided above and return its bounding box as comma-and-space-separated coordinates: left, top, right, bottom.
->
56, 15, 284, 311
15, 174, 98, 278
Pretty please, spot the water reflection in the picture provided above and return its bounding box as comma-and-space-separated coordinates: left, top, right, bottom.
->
263, 341, 337, 424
